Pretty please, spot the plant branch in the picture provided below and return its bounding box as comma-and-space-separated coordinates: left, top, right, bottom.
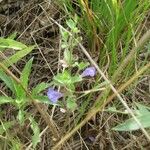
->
52, 61, 150, 150
42, 15, 150, 149
0, 63, 60, 140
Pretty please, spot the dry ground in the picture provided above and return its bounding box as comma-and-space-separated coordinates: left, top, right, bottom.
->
0, 0, 150, 149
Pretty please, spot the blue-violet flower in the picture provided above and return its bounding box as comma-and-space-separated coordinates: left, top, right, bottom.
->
47, 88, 63, 104
81, 66, 96, 77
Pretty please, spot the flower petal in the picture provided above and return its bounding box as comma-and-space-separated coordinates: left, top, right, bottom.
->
81, 67, 96, 77
47, 88, 63, 104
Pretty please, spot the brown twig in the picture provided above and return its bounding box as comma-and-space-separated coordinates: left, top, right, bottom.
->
0, 63, 60, 140
52, 61, 150, 150
46, 16, 150, 149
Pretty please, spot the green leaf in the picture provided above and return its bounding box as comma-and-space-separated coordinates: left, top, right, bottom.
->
66, 97, 77, 111
67, 84, 75, 91
53, 71, 82, 90
8, 32, 17, 39
0, 70, 15, 93
71, 75, 82, 83
60, 28, 69, 42
135, 103, 150, 115
54, 71, 82, 85
33, 95, 60, 105
32, 82, 52, 96
0, 96, 14, 105
0, 38, 27, 50
20, 57, 33, 89
15, 98, 28, 108
17, 109, 25, 125
11, 79, 26, 99
53, 70, 71, 85
0, 33, 17, 52
73, 62, 90, 70
64, 49, 73, 66
105, 107, 128, 114
29, 117, 40, 148
66, 19, 76, 29
0, 121, 15, 134
12, 58, 33, 99
2, 46, 34, 68
61, 42, 68, 49
112, 112, 150, 131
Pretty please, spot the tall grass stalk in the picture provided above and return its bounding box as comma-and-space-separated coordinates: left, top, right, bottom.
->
52, 57, 150, 150
53, 0, 150, 148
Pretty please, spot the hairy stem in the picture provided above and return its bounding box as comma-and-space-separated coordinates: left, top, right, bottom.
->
52, 61, 150, 150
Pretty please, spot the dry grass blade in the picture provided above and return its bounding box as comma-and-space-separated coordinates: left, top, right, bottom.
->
0, 62, 60, 140
52, 61, 150, 150
23, 4, 150, 149
48, 16, 150, 146
47, 13, 150, 148
112, 29, 150, 80
0, 1, 149, 149
77, 42, 150, 140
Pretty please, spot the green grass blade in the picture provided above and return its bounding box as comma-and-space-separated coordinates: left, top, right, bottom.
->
0, 96, 14, 105
32, 82, 52, 96
12, 58, 34, 99
0, 70, 15, 93
2, 46, 34, 68
20, 57, 33, 90
0, 38, 27, 50
11, 79, 26, 99
0, 33, 17, 52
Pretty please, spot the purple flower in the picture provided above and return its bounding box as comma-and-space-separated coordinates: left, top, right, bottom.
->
81, 67, 96, 77
47, 88, 63, 104
88, 136, 95, 142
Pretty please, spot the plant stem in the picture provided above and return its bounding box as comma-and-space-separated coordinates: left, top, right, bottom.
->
52, 61, 150, 150
0, 63, 60, 140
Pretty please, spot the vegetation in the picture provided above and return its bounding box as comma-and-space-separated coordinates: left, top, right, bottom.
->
0, 0, 150, 149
